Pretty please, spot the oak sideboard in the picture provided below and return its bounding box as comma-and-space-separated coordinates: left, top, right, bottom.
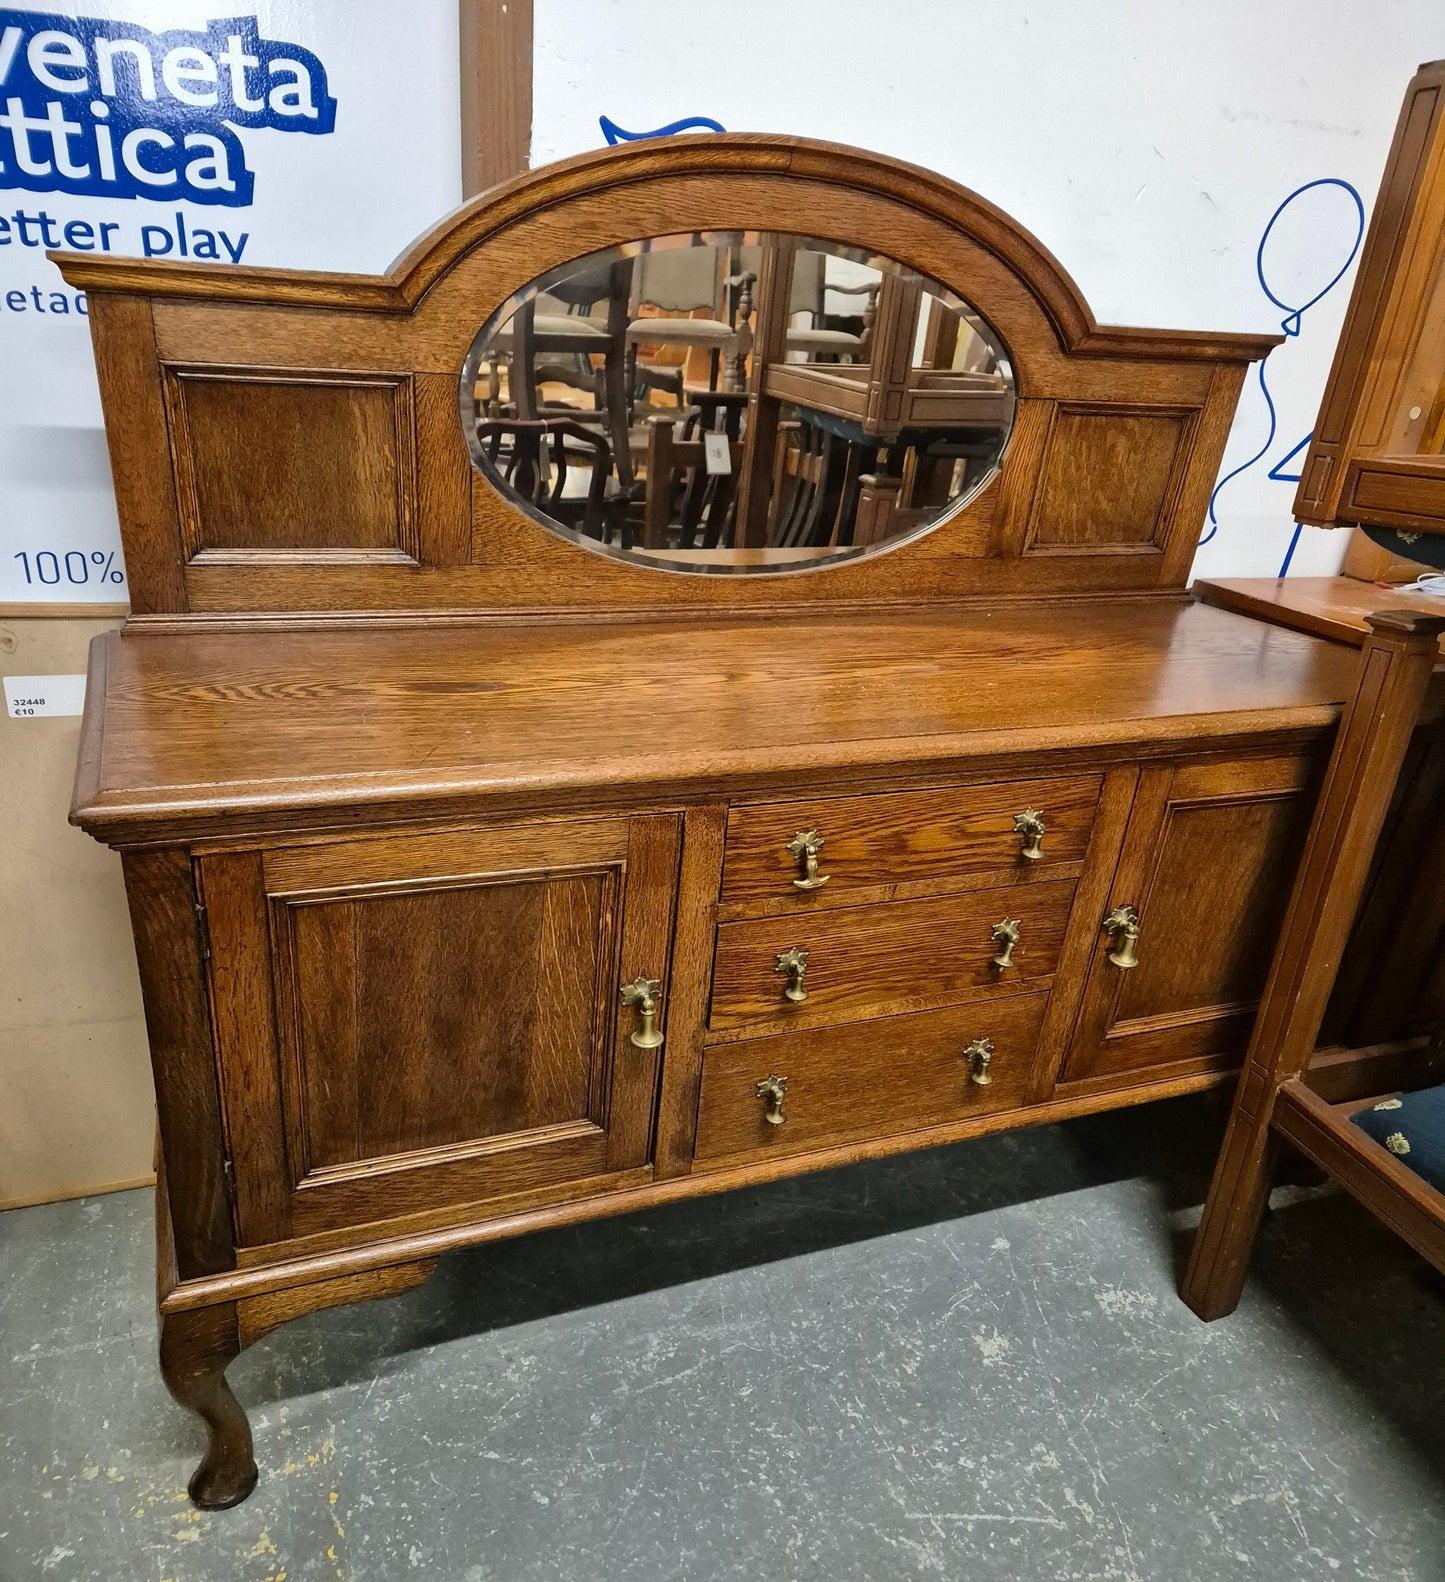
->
57, 134, 1364, 1506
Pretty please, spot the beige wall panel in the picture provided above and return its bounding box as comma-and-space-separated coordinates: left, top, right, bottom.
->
0, 614, 155, 1208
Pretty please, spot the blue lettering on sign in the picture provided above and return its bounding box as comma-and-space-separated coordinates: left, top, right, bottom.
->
0, 10, 336, 207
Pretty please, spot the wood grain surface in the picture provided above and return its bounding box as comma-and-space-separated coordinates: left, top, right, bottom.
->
201, 813, 681, 1243
721, 773, 1100, 903
709, 879, 1075, 1032
693, 992, 1049, 1165
56, 134, 1278, 615
73, 600, 1357, 845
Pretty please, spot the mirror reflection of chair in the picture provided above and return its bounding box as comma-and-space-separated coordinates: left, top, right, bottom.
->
625, 244, 753, 413
475, 416, 614, 541
786, 249, 880, 362
643, 399, 748, 552
733, 244, 881, 363
490, 258, 636, 487
464, 232, 1017, 571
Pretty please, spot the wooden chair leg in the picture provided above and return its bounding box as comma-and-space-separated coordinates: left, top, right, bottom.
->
1181, 1109, 1281, 1320
159, 1303, 257, 1510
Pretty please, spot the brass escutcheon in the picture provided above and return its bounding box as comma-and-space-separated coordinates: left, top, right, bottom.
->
963, 1037, 994, 1086
786, 829, 830, 890
775, 945, 810, 1002
1102, 905, 1140, 970
991, 916, 1021, 969
1014, 809, 1046, 861
756, 1073, 788, 1125
619, 976, 664, 1048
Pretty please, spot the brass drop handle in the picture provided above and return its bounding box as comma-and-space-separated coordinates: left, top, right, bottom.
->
775, 945, 809, 1003
990, 916, 1021, 969
619, 976, 665, 1048
1014, 808, 1045, 861
1102, 905, 1140, 970
963, 1037, 994, 1086
756, 1073, 788, 1125
786, 828, 830, 890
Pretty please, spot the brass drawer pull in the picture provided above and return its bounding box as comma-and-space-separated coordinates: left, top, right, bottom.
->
619, 976, 665, 1048
786, 828, 830, 890
990, 916, 1021, 969
775, 945, 809, 1002
963, 1037, 994, 1086
1013, 808, 1046, 861
756, 1074, 788, 1125
1102, 905, 1140, 970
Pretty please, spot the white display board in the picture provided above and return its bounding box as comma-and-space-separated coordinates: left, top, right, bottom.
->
534, 0, 1444, 582
0, 0, 461, 605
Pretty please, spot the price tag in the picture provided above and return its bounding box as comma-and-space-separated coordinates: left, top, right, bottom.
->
4, 674, 87, 718
703, 431, 732, 476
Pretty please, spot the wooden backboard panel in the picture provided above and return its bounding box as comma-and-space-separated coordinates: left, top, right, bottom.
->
166, 371, 416, 560
55, 135, 1278, 616
1027, 405, 1195, 551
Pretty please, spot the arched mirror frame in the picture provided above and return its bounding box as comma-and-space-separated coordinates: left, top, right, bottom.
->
58, 135, 1277, 615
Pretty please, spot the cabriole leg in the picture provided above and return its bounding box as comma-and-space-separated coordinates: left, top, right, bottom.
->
159, 1303, 257, 1509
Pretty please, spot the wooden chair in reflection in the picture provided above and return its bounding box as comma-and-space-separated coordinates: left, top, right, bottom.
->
738, 245, 880, 362
765, 419, 1004, 550
642, 391, 748, 550
625, 244, 755, 411
489, 259, 636, 487
475, 416, 615, 541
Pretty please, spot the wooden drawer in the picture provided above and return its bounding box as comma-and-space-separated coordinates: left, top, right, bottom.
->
721, 775, 1101, 906
710, 877, 1074, 1032
694, 992, 1048, 1166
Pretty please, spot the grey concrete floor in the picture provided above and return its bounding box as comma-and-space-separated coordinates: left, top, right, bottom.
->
3, 1094, 1444, 1582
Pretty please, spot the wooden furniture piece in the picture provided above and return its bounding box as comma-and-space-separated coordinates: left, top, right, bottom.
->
1293, 57, 1445, 548
490, 260, 636, 486
61, 134, 1370, 1510
739, 240, 880, 361
1182, 611, 1445, 1315
625, 242, 746, 403
1182, 62, 1445, 1320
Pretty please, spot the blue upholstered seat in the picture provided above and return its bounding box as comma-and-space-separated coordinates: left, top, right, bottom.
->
1351, 1085, 1445, 1193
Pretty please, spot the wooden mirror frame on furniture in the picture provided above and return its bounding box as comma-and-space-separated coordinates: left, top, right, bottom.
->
60, 135, 1375, 1510
59, 134, 1279, 615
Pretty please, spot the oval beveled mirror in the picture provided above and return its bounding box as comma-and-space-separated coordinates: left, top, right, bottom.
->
460, 232, 1016, 574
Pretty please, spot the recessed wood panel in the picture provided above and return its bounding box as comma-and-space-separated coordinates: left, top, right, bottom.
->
1029, 406, 1192, 550
1113, 798, 1307, 1024
166, 370, 416, 559
1061, 752, 1321, 1088
287, 873, 608, 1169
201, 812, 681, 1244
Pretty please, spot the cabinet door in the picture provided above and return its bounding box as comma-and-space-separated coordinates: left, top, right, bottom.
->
1059, 754, 1319, 1089
200, 814, 680, 1245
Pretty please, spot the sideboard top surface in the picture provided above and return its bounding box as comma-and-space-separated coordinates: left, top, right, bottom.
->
73, 599, 1358, 844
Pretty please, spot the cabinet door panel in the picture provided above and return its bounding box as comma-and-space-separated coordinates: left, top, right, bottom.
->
203, 813, 680, 1245
291, 873, 608, 1168
1060, 753, 1320, 1088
